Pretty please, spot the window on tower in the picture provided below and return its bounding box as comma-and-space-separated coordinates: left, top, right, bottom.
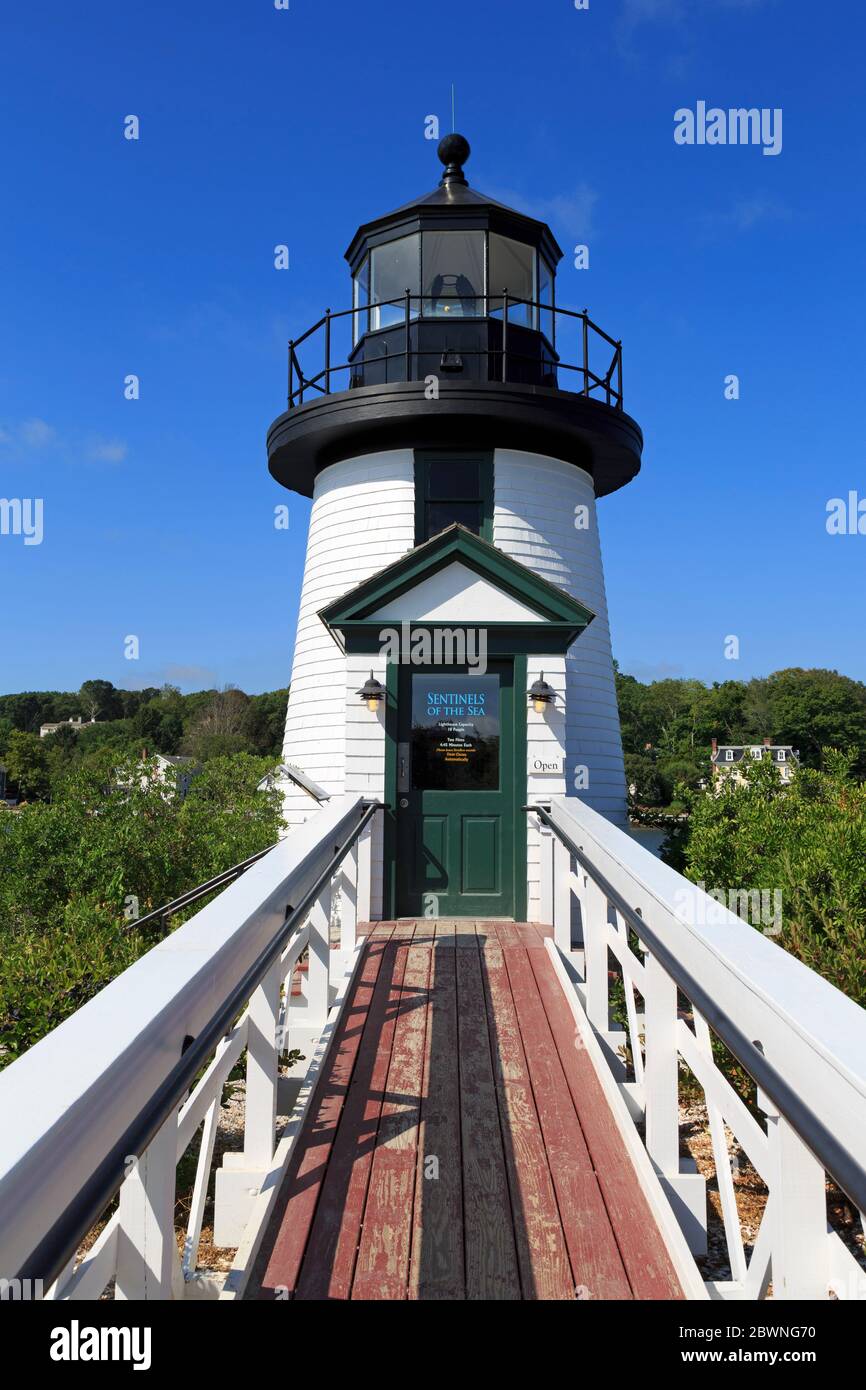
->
415, 450, 494, 544
369, 234, 421, 332
421, 231, 485, 318
489, 234, 536, 327
538, 254, 555, 344
352, 257, 370, 344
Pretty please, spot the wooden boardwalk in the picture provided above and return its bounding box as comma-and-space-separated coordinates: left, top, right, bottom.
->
253, 921, 684, 1301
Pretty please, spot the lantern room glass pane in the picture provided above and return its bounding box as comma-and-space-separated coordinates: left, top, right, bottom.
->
369, 234, 421, 331
538, 255, 554, 343
489, 234, 536, 326
352, 256, 369, 345
421, 231, 485, 317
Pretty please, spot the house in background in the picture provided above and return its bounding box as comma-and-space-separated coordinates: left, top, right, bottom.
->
711, 736, 799, 787
0, 763, 7, 802
131, 752, 201, 800
39, 716, 96, 738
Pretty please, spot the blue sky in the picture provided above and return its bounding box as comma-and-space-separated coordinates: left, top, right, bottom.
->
1, 0, 864, 694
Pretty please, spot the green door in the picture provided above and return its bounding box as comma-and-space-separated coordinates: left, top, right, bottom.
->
395, 661, 518, 918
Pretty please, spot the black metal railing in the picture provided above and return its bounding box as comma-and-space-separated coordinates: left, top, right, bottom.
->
122, 844, 278, 934
286, 293, 623, 411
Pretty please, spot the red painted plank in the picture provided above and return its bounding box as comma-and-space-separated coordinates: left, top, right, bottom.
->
455, 946, 522, 1300
367, 922, 396, 940
257, 939, 386, 1298
481, 939, 575, 1300
489, 920, 522, 947
515, 923, 546, 948
528, 948, 685, 1300
504, 946, 633, 1301
352, 943, 431, 1299
392, 920, 419, 940
293, 942, 407, 1299
409, 945, 464, 1299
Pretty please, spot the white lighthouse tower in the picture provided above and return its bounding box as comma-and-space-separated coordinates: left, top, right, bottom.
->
268, 135, 642, 922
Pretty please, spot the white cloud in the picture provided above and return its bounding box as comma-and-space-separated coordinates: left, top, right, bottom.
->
701, 196, 793, 234
88, 437, 129, 464
16, 418, 56, 448
484, 181, 599, 240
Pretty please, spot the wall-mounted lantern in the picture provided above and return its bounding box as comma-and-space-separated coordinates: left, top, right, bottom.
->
356, 671, 386, 712
528, 672, 556, 714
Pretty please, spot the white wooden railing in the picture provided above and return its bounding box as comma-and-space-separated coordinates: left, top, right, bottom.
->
532, 795, 866, 1301
0, 794, 380, 1302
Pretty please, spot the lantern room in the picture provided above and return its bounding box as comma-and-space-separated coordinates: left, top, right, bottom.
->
345, 133, 561, 390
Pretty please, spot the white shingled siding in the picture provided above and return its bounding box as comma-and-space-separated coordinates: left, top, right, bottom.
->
494, 448, 628, 827
344, 651, 388, 919
525, 655, 567, 921
280, 449, 414, 836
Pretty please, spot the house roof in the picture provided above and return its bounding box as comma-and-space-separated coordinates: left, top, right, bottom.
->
318, 524, 595, 655
712, 745, 799, 764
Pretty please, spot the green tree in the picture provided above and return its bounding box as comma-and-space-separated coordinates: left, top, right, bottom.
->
78, 679, 122, 722
624, 753, 666, 806
763, 668, 866, 771
0, 751, 283, 1060
680, 750, 866, 1008
4, 730, 51, 801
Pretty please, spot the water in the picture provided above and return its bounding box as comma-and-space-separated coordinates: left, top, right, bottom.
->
626, 823, 669, 859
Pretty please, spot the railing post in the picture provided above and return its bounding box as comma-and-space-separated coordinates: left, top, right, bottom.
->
242, 956, 282, 1170
288, 340, 294, 407
306, 882, 331, 1029
501, 288, 509, 381
763, 1098, 830, 1298
356, 816, 373, 925
582, 312, 589, 396
115, 1113, 179, 1300
583, 876, 611, 1034
643, 950, 707, 1253
341, 843, 358, 954
537, 810, 553, 930
616, 340, 622, 407
552, 835, 571, 954
405, 287, 412, 383
643, 950, 679, 1177
214, 956, 282, 1248
324, 310, 331, 394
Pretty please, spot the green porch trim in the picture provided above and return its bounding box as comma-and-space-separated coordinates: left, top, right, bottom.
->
513, 650, 528, 921
319, 523, 596, 633
341, 622, 585, 655
383, 659, 399, 919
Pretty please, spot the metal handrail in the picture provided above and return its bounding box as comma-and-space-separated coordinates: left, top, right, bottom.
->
524, 801, 866, 1218
122, 845, 277, 933
285, 293, 623, 410
17, 799, 383, 1288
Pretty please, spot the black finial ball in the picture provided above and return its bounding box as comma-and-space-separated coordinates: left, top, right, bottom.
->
437, 133, 470, 169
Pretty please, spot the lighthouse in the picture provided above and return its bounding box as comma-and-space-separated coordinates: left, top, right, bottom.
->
268, 135, 642, 922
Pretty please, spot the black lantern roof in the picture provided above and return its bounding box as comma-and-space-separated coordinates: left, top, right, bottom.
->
344, 134, 563, 273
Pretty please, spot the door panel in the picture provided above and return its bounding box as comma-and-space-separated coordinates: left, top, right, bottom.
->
395, 662, 516, 917
413, 815, 448, 893
461, 816, 500, 894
